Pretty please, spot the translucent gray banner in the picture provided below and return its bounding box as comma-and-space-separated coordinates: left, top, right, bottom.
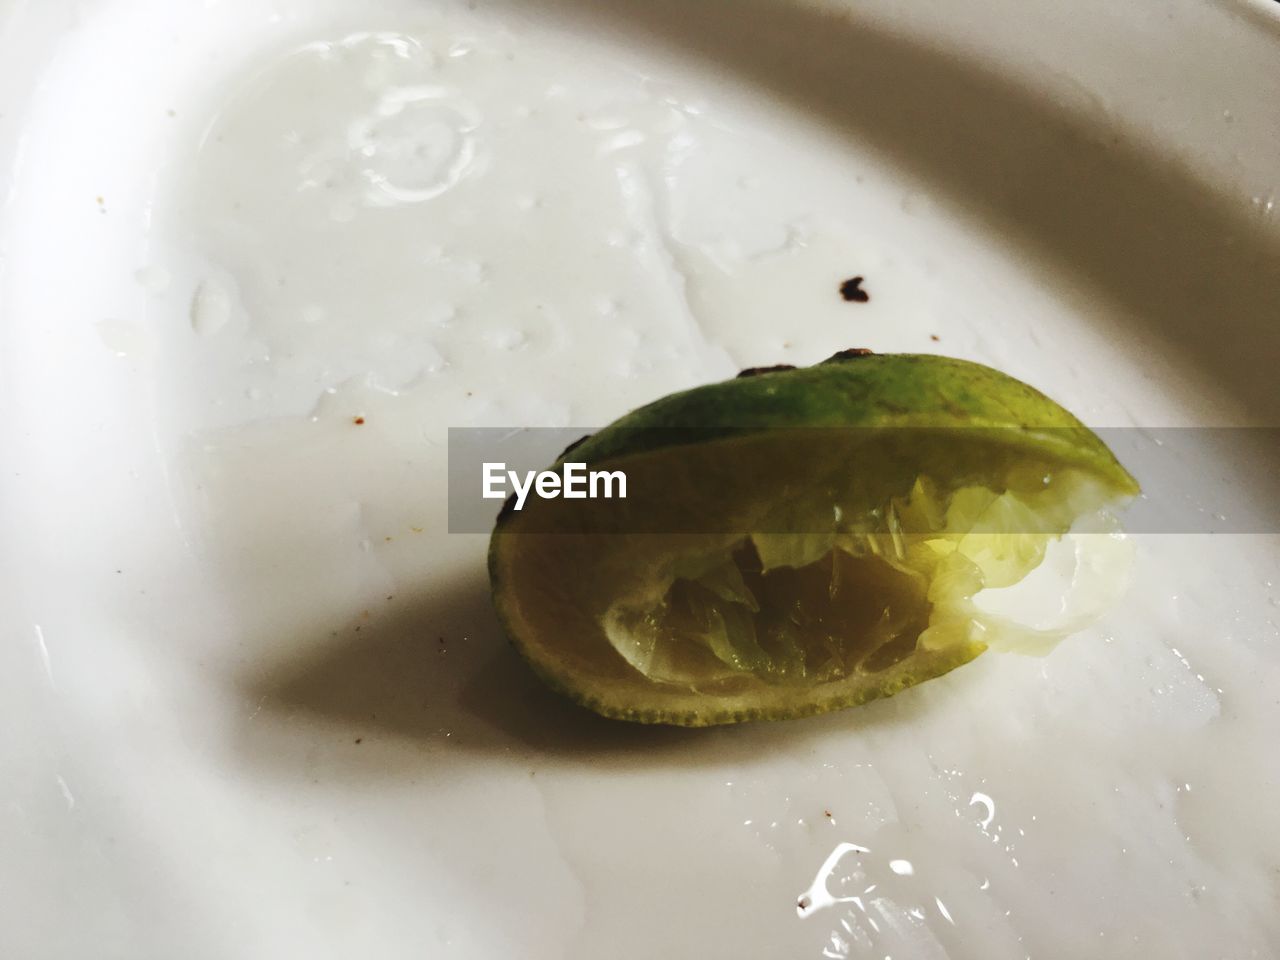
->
447, 427, 1280, 534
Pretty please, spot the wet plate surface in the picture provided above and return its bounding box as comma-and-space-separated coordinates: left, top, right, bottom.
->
2, 1, 1279, 957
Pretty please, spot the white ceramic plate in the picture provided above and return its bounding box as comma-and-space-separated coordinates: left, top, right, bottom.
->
3, 1, 1279, 957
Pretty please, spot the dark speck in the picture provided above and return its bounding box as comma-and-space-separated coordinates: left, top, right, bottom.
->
826, 347, 875, 361
930, 334, 941, 342
736, 364, 796, 378
354, 737, 363, 745
839, 276, 870, 302
353, 416, 365, 425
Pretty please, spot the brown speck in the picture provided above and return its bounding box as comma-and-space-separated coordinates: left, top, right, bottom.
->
839, 276, 870, 302
354, 737, 363, 745
353, 416, 365, 425
930, 334, 941, 342
827, 347, 875, 361
824, 809, 832, 818
361, 609, 370, 619
385, 594, 394, 601
95, 196, 104, 205
736, 364, 796, 378
410, 526, 423, 533
384, 536, 392, 542
355, 626, 361, 632
466, 391, 473, 397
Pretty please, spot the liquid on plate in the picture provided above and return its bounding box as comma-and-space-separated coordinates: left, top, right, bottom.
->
61, 6, 1280, 957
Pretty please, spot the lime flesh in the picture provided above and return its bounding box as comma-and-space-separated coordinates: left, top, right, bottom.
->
488, 353, 1139, 726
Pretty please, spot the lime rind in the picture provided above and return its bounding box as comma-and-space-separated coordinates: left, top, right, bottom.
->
489, 353, 1140, 726
559, 355, 1137, 501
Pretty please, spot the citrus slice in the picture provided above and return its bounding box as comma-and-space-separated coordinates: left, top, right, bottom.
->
488, 352, 1139, 726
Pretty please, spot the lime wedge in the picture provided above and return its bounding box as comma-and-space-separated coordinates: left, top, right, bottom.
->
488, 352, 1139, 726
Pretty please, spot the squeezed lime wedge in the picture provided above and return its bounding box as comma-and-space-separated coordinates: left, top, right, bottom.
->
488, 352, 1139, 726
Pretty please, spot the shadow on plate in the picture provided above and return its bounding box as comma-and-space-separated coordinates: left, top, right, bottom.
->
237, 566, 942, 778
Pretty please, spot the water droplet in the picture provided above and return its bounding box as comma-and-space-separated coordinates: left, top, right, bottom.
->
349, 86, 482, 205
597, 129, 646, 155
134, 265, 171, 293
485, 327, 526, 351
796, 841, 870, 917
969, 791, 996, 829
96, 318, 146, 357
329, 198, 358, 223
190, 280, 233, 336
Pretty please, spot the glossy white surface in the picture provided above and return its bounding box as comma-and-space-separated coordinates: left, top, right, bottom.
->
2, 1, 1278, 957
